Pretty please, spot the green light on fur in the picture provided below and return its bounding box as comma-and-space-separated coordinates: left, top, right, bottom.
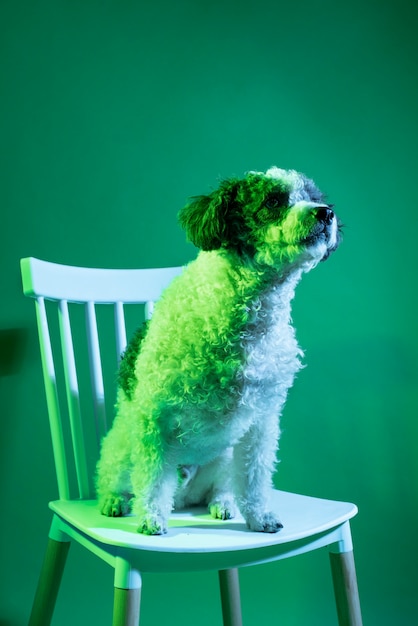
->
256, 205, 318, 267
118, 321, 149, 400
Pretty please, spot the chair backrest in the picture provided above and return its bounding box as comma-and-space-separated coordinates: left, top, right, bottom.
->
21, 257, 183, 501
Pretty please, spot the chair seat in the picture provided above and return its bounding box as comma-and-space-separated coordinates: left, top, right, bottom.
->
50, 490, 357, 573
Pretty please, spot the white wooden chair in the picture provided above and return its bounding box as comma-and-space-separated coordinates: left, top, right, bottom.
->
21, 256, 363, 626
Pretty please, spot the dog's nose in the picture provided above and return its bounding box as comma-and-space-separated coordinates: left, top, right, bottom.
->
316, 207, 334, 225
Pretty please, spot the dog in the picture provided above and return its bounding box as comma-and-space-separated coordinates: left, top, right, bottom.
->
96, 166, 341, 535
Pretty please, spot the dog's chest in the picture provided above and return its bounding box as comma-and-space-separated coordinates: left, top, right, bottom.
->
239, 283, 302, 394
207, 283, 303, 449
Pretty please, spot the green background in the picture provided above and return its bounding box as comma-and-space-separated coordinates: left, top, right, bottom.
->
1, 0, 417, 624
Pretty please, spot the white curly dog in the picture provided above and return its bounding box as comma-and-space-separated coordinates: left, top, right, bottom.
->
96, 166, 341, 535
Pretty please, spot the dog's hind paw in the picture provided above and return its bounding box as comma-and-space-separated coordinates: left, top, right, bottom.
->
209, 499, 235, 521
137, 514, 168, 535
99, 494, 131, 517
246, 511, 283, 533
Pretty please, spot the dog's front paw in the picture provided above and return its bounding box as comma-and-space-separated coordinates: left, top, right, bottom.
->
137, 514, 168, 535
209, 499, 235, 521
246, 511, 283, 533
100, 494, 130, 517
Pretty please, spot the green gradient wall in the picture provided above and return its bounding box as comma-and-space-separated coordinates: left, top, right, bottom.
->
1, 1, 417, 624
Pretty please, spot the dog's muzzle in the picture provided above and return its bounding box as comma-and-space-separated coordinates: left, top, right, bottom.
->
310, 205, 336, 240
301, 204, 340, 257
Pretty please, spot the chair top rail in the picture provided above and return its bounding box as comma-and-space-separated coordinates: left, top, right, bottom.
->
21, 257, 183, 304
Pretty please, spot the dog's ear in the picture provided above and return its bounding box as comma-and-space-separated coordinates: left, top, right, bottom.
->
178, 179, 239, 250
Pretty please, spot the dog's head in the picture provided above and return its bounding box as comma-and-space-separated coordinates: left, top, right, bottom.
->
179, 167, 341, 270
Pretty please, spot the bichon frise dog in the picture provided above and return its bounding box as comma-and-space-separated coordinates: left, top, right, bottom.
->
96, 166, 341, 534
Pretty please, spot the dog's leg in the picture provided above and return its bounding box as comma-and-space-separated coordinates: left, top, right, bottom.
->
207, 450, 236, 520
130, 450, 178, 535
174, 453, 236, 520
233, 418, 283, 532
96, 426, 133, 517
209, 490, 236, 521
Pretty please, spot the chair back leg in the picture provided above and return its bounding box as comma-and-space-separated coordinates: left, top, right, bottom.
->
329, 550, 363, 626
28, 537, 70, 626
218, 569, 243, 626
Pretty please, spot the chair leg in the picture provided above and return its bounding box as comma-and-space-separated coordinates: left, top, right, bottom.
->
329, 550, 363, 626
113, 557, 141, 626
28, 537, 70, 626
112, 587, 141, 626
218, 568, 243, 626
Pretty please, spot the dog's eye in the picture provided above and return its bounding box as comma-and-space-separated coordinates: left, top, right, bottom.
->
264, 190, 288, 211
265, 197, 280, 209
256, 190, 289, 225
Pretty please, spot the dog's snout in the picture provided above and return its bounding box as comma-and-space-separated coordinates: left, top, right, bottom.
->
316, 207, 334, 225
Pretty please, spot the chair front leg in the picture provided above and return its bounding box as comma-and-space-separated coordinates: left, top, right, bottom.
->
113, 556, 142, 626
329, 524, 363, 626
218, 568, 243, 626
113, 587, 141, 626
28, 536, 70, 626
